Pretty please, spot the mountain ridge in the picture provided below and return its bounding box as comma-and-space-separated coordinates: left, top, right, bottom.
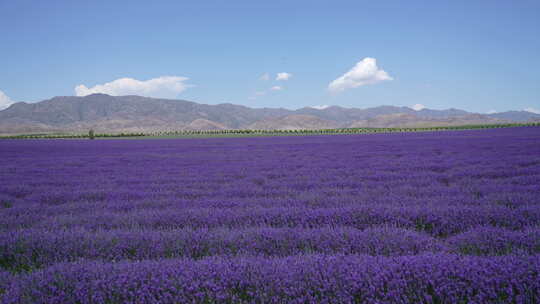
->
0, 94, 539, 134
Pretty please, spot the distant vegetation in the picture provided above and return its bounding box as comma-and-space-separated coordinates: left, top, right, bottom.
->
88, 129, 95, 140
1, 122, 539, 139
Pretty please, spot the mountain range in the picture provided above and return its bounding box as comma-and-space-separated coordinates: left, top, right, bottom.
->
0, 94, 539, 135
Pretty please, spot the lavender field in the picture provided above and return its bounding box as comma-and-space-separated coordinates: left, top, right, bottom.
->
1, 127, 539, 303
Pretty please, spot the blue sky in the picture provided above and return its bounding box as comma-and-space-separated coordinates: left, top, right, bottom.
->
0, 0, 539, 113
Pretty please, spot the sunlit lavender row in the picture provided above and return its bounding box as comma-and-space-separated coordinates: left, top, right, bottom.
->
3, 254, 539, 303
1, 127, 540, 302
1, 227, 539, 273
3, 204, 539, 236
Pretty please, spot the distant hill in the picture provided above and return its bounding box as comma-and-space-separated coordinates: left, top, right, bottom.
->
248, 115, 339, 130
0, 94, 538, 134
486, 111, 540, 122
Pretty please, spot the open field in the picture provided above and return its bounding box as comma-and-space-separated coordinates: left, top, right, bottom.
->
1, 127, 539, 303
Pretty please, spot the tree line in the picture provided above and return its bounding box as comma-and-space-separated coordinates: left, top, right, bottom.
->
1, 122, 539, 139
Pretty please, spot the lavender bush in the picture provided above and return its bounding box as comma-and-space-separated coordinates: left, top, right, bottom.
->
2, 254, 539, 303
1, 127, 539, 302
0, 227, 446, 271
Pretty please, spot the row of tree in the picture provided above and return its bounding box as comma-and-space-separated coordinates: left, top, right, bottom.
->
1, 122, 539, 139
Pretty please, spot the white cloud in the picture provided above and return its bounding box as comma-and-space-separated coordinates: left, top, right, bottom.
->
270, 86, 282, 91
486, 110, 498, 114
311, 105, 330, 110
75, 76, 193, 98
0, 90, 14, 110
410, 104, 426, 111
328, 57, 393, 92
260, 73, 270, 81
276, 72, 292, 81
524, 107, 540, 114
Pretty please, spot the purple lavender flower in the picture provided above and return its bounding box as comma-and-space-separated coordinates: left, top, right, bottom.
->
1, 127, 539, 302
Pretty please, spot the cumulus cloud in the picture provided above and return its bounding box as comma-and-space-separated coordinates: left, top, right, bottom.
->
270, 86, 282, 91
311, 105, 330, 110
75, 76, 193, 98
486, 110, 498, 114
410, 104, 426, 111
276, 72, 292, 81
0, 90, 14, 110
260, 73, 270, 81
328, 57, 392, 92
524, 107, 540, 114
